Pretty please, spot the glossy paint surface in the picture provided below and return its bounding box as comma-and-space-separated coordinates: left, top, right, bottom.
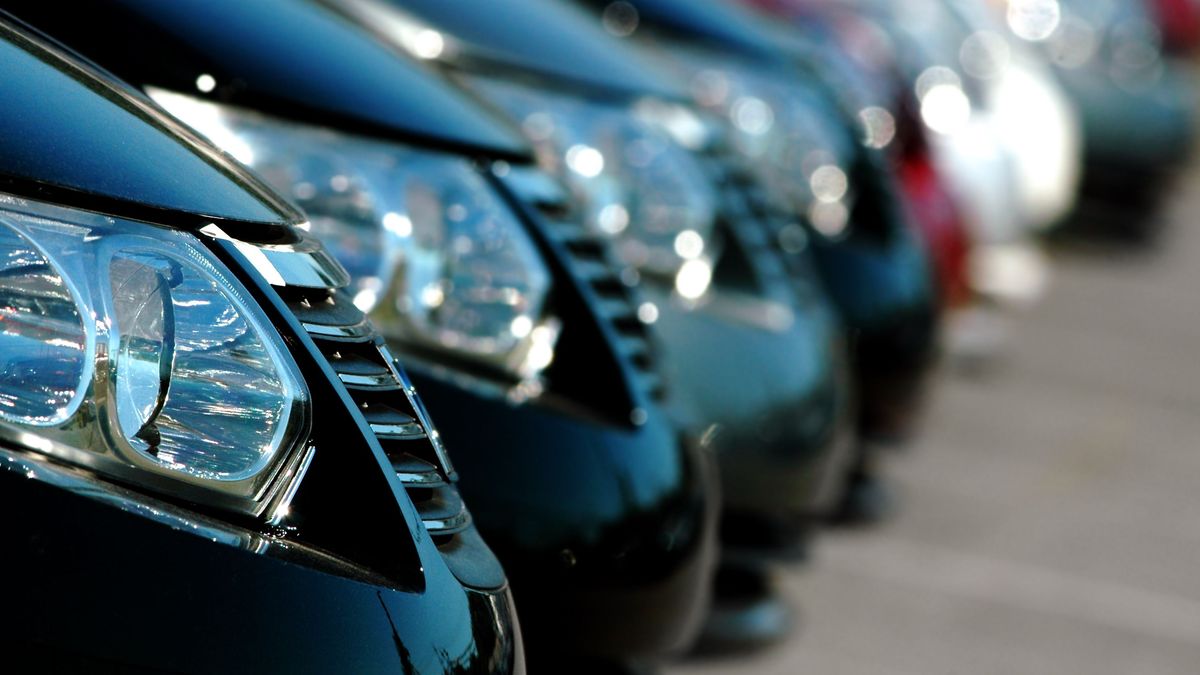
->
577, 0, 781, 61
0, 19, 298, 227
0, 15, 523, 671
2, 0, 531, 160
409, 372, 716, 665
368, 0, 686, 100
649, 287, 852, 530
0, 461, 521, 674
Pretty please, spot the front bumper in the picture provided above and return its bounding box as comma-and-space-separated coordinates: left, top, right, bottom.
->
648, 287, 854, 556
1063, 62, 1197, 178
409, 373, 718, 665
811, 228, 940, 444
0, 446, 523, 675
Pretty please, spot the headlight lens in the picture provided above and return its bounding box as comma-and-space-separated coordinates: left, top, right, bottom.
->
0, 194, 309, 517
672, 54, 859, 239
150, 90, 557, 383
0, 224, 89, 425
466, 77, 719, 293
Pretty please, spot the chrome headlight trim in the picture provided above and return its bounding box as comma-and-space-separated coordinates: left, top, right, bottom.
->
150, 89, 559, 387
0, 193, 312, 519
465, 77, 722, 298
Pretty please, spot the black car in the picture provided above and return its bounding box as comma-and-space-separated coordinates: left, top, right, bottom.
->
328, 0, 856, 648
570, 0, 941, 518
1036, 0, 1197, 217
0, 0, 721, 671
0, 14, 521, 674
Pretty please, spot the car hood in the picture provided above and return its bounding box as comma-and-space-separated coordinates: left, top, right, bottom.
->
574, 0, 788, 63
2, 0, 532, 162
336, 0, 688, 102
0, 16, 302, 229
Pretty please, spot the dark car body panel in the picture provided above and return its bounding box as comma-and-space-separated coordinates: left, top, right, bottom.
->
345, 0, 687, 101
0, 461, 519, 675
411, 373, 715, 662
0, 17, 300, 229
647, 287, 852, 521
0, 0, 531, 161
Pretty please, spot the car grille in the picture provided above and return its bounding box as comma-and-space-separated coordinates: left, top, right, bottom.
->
698, 148, 817, 303
279, 284, 473, 543
214, 225, 486, 576
498, 163, 666, 401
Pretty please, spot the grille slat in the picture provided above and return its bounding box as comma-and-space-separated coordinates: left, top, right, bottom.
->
593, 295, 639, 322
284, 286, 470, 539
390, 452, 446, 486
633, 371, 666, 399
371, 421, 426, 440
327, 349, 396, 379
501, 164, 672, 398
302, 321, 373, 339
502, 165, 666, 401
358, 401, 419, 427
616, 334, 650, 362
700, 151, 817, 296
220, 227, 507, 588
568, 257, 614, 283
409, 485, 471, 537
720, 163, 816, 283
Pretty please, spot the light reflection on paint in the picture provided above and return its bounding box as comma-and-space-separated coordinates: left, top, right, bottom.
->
565, 144, 605, 178
1007, 0, 1062, 42
675, 259, 713, 300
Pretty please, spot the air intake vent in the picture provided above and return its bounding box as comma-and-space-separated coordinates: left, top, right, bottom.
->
697, 151, 806, 297
279, 286, 474, 544
730, 163, 819, 282
499, 164, 666, 401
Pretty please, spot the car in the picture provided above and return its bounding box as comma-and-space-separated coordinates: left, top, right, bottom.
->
0, 12, 522, 673
569, 0, 941, 509
327, 0, 857, 649
0, 0, 723, 671
742, 0, 975, 311
747, 0, 1072, 359
1009, 0, 1197, 224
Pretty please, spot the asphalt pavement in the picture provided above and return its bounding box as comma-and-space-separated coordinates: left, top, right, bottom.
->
668, 161, 1200, 674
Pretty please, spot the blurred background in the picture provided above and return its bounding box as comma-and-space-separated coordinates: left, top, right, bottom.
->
669, 1, 1200, 670
672, 192, 1200, 675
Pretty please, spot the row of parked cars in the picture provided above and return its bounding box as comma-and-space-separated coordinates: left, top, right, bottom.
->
1, 0, 1194, 672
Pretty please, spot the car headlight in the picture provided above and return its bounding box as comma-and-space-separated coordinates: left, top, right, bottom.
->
667, 53, 860, 240
150, 90, 557, 385
0, 194, 309, 518
465, 77, 720, 298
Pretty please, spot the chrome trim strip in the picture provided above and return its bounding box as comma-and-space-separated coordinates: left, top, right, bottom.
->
201, 224, 351, 289
394, 469, 445, 486
0, 442, 266, 551
267, 443, 316, 526
302, 321, 374, 339
370, 422, 427, 440
336, 371, 399, 388
377, 344, 457, 480
420, 509, 472, 535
